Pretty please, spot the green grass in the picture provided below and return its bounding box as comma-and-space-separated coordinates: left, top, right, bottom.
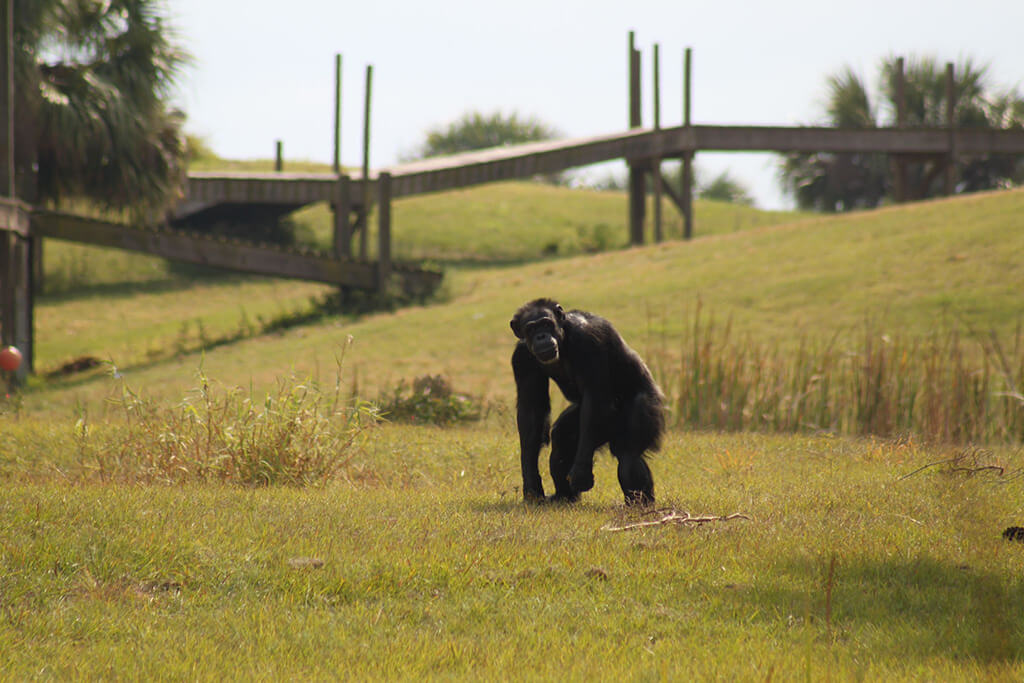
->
23, 187, 1024, 416
3, 184, 1024, 678
189, 155, 811, 262
287, 180, 811, 262
1, 425, 1021, 678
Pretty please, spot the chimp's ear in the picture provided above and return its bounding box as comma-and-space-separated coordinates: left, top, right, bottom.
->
553, 304, 564, 320
510, 317, 523, 338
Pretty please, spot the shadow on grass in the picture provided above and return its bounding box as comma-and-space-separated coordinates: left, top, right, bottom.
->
40, 265, 253, 304
728, 555, 1023, 665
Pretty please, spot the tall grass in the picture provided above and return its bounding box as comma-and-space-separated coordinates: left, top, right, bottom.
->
648, 304, 1024, 444
72, 356, 379, 485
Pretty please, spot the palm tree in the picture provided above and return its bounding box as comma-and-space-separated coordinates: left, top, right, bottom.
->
779, 68, 888, 212
14, 0, 188, 215
779, 56, 1024, 211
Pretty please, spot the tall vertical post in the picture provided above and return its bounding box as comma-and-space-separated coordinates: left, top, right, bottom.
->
1, 0, 14, 355
681, 47, 694, 240
0, 0, 11, 200
376, 172, 391, 293
0, 228, 11, 354
627, 32, 646, 245
0, 0, 29, 381
274, 140, 283, 172
944, 62, 957, 196
332, 53, 342, 174
333, 174, 352, 259
360, 64, 373, 261
652, 43, 663, 242
892, 56, 907, 203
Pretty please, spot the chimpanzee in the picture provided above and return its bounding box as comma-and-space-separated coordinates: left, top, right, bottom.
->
510, 298, 665, 505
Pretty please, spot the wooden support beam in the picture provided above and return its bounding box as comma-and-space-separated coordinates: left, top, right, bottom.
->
680, 155, 693, 240
0, 0, 11, 200
10, 232, 30, 377
360, 64, 373, 261
0, 203, 32, 378
652, 42, 663, 243
377, 171, 391, 292
333, 53, 343, 174
333, 174, 352, 259
893, 56, 908, 203
656, 169, 685, 214
681, 46, 693, 240
0, 230, 11, 348
627, 33, 645, 245
944, 62, 957, 195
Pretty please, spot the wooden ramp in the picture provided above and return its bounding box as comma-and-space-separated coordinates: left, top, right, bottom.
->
33, 209, 441, 296
383, 124, 1024, 197
172, 171, 352, 225
175, 123, 1024, 224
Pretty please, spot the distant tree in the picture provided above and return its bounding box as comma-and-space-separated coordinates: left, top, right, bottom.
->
779, 56, 1024, 211
412, 111, 561, 159
656, 163, 755, 206
698, 170, 754, 206
13, 0, 189, 214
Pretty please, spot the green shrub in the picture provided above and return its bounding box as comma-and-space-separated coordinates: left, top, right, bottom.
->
377, 375, 482, 426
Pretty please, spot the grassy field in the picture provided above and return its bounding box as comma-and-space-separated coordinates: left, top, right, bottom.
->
25, 185, 1024, 414
2, 182, 1024, 678
1, 426, 1021, 679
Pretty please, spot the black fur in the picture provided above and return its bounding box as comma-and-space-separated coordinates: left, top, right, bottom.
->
510, 298, 665, 505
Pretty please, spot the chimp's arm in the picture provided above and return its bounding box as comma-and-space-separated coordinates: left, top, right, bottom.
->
512, 343, 550, 501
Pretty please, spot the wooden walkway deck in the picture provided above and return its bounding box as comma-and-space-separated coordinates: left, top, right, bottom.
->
178, 124, 1024, 220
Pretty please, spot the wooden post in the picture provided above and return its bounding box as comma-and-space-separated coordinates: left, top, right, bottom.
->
627, 32, 645, 245
333, 174, 352, 259
0, 203, 31, 381
0, 0, 30, 382
376, 171, 391, 293
360, 64, 373, 261
652, 43, 663, 242
944, 62, 957, 196
0, 0, 11, 199
0, 230, 11, 349
628, 31, 641, 128
0, 0, 10, 358
333, 53, 342, 174
681, 46, 694, 240
274, 140, 283, 172
892, 56, 907, 203
11, 230, 29, 377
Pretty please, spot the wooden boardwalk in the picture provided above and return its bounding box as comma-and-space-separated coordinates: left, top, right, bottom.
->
178, 124, 1024, 220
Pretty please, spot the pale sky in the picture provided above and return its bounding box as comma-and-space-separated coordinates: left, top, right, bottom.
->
170, 0, 1024, 209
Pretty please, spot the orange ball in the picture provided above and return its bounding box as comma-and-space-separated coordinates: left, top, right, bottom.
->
0, 346, 22, 372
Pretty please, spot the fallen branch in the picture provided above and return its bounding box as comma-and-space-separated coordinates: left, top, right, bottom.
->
897, 447, 1004, 482
601, 507, 752, 532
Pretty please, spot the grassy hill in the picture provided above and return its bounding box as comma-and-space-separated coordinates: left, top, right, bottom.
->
4, 179, 1024, 679
22, 184, 1024, 419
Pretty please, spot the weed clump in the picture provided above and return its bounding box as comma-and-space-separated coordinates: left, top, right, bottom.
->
74, 365, 379, 485
377, 375, 482, 426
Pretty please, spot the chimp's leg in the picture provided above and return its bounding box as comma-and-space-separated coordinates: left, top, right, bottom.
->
614, 454, 655, 506
609, 394, 660, 505
548, 404, 581, 502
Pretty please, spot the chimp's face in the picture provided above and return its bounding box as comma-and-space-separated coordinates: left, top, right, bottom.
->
511, 302, 564, 365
